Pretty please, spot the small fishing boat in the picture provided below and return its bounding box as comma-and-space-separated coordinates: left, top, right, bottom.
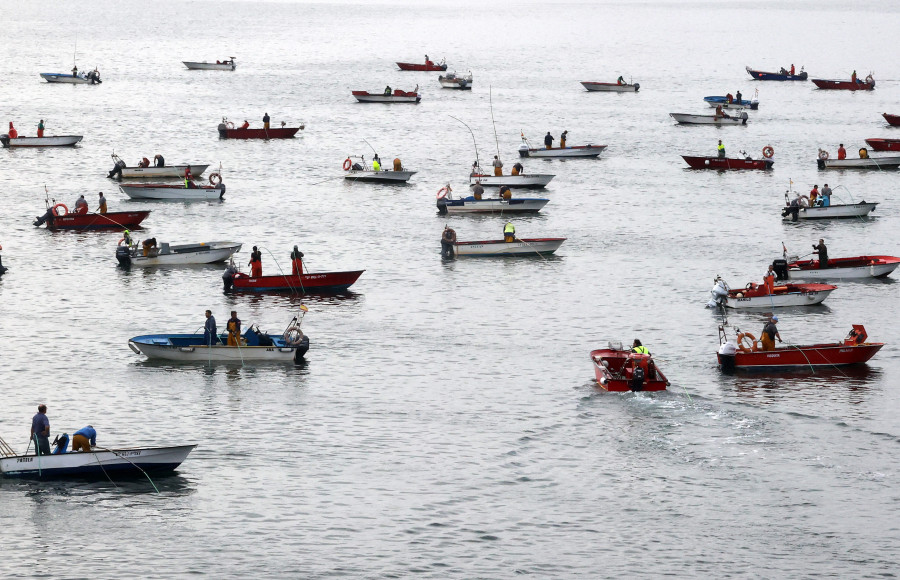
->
183, 58, 236, 71
40, 70, 101, 84
811, 75, 874, 90
468, 171, 554, 189
34, 201, 149, 230
518, 135, 606, 158
342, 156, 415, 183
580, 81, 640, 92
782, 201, 878, 221
0, 135, 83, 148
590, 345, 669, 392
682, 153, 773, 170
704, 95, 759, 110
436, 185, 548, 214
352, 89, 421, 103
707, 277, 835, 309
217, 118, 303, 139
129, 314, 310, 362
816, 149, 900, 169
745, 66, 807, 81
884, 113, 900, 127
119, 180, 225, 201
116, 241, 241, 267
670, 112, 749, 125
783, 255, 900, 280
108, 154, 209, 179
0, 441, 197, 479
438, 71, 472, 89
864, 139, 900, 152
717, 325, 882, 371
397, 59, 446, 71
223, 264, 364, 293
450, 237, 565, 257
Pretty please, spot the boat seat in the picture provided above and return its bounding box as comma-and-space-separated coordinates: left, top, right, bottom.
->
160, 242, 170, 255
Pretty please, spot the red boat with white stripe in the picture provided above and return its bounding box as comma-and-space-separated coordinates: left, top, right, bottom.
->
590, 347, 669, 392
717, 325, 883, 371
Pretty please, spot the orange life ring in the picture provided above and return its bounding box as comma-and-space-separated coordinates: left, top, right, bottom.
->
118, 238, 127, 246
436, 187, 449, 200
343, 158, 352, 171
762, 146, 774, 159
818, 150, 830, 160
209, 172, 222, 186
737, 332, 757, 353
51, 203, 68, 216
283, 325, 305, 345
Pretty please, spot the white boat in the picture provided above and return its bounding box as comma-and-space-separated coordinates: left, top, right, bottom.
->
452, 237, 566, 257
784, 256, 900, 280
40, 70, 101, 84
183, 58, 236, 71
670, 112, 749, 125
119, 165, 210, 179
119, 183, 225, 200
816, 155, 900, 170
469, 171, 554, 188
344, 170, 416, 183
0, 135, 82, 148
581, 81, 640, 92
782, 202, 878, 221
129, 324, 309, 363
518, 143, 606, 158
439, 71, 473, 89
437, 189, 549, 214
116, 241, 241, 267
0, 443, 196, 478
352, 90, 421, 103
707, 277, 836, 309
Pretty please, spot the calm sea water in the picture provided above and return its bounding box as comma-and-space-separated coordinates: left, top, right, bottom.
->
2, 0, 900, 577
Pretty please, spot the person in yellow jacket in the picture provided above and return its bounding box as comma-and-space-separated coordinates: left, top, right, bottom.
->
631, 339, 650, 355
503, 222, 515, 242
717, 140, 725, 158
227, 311, 242, 346
372, 154, 381, 171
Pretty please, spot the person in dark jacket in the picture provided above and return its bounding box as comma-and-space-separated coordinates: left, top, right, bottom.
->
204, 310, 219, 345
544, 132, 554, 149
813, 238, 828, 269
263, 112, 270, 130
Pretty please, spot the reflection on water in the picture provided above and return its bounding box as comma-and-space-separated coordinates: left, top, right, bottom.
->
1, 472, 196, 497
721, 365, 882, 411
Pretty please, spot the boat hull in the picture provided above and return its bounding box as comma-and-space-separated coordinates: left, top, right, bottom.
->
469, 173, 554, 188
119, 164, 210, 179
183, 61, 236, 71
718, 343, 883, 369
783, 203, 877, 220
0, 135, 82, 148
864, 139, 900, 152
344, 170, 416, 183
745, 67, 808, 81
590, 349, 669, 392
722, 283, 836, 308
397, 62, 447, 71
226, 270, 365, 292
884, 113, 900, 127
786, 256, 900, 280
352, 91, 421, 103
812, 78, 875, 90
39, 73, 91, 84
437, 197, 549, 214
117, 242, 241, 266
817, 156, 900, 169
120, 184, 223, 200
218, 126, 301, 139
682, 156, 772, 170
670, 113, 747, 125
0, 445, 197, 478
704, 96, 759, 110
453, 238, 565, 257
130, 333, 310, 361
518, 144, 605, 158
580, 82, 639, 92
42, 210, 150, 230
439, 74, 472, 89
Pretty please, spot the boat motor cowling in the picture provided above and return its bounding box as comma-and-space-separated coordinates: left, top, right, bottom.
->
0, 134, 9, 148
707, 278, 729, 308
740, 111, 749, 124
518, 144, 530, 158
772, 259, 789, 281
718, 341, 737, 373
633, 83, 640, 92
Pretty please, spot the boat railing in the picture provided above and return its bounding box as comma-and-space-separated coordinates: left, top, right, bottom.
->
0, 435, 17, 457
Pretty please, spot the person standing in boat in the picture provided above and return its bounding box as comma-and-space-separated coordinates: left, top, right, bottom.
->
249, 246, 263, 277
97, 192, 107, 214
503, 221, 515, 242
8, 122, 17, 138
631, 340, 650, 355
492, 155, 503, 176
472, 181, 484, 200
820, 184, 832, 207
37, 119, 44, 138
760, 316, 782, 351
440, 225, 457, 258
808, 185, 819, 207
263, 112, 270, 130
30, 404, 51, 456
71, 425, 96, 453
372, 154, 382, 171
291, 246, 304, 276
74, 195, 88, 214
617, 75, 625, 85
226, 311, 242, 346
735, 90, 742, 103
763, 264, 776, 295
837, 144, 847, 160
851, 70, 858, 83
384, 85, 392, 96
153, 154, 165, 167
717, 140, 726, 158
511, 162, 524, 176
790, 64, 795, 75
544, 132, 554, 149
72, 65, 78, 77
184, 165, 193, 188
204, 310, 219, 345
813, 239, 828, 269
559, 130, 567, 148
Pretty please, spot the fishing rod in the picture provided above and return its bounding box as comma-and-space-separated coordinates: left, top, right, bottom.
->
489, 85, 500, 159
449, 115, 479, 170
513, 236, 549, 262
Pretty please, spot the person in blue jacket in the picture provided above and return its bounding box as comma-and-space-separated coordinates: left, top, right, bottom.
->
72, 425, 96, 452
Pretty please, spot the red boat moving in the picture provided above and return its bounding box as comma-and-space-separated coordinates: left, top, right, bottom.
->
223, 269, 365, 293
34, 202, 149, 230
717, 324, 883, 372
590, 347, 670, 392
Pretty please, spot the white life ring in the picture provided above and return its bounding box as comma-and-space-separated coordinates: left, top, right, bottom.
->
818, 150, 830, 160
226, 121, 235, 129
762, 146, 774, 159
209, 172, 222, 186
283, 325, 305, 345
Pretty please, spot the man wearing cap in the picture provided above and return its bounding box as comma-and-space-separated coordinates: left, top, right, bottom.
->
761, 316, 782, 351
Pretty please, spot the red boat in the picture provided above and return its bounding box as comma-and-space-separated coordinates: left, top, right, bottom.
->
864, 138, 900, 152
682, 155, 773, 170
34, 203, 149, 230
717, 325, 883, 371
884, 113, 900, 127
811, 76, 874, 91
217, 120, 303, 139
590, 348, 670, 392
223, 269, 364, 293
397, 60, 447, 71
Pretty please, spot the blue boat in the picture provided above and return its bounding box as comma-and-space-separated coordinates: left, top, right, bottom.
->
704, 95, 759, 110
746, 66, 808, 81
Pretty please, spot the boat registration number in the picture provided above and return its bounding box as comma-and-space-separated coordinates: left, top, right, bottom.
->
17, 457, 33, 463
118, 450, 142, 457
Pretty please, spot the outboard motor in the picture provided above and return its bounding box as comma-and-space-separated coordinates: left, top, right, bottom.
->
718, 341, 737, 374
740, 111, 749, 125
34, 207, 54, 227
217, 123, 228, 139
630, 366, 645, 392
217, 182, 226, 199
518, 144, 530, 158
115, 245, 132, 266
52, 433, 70, 454
0, 134, 9, 148
707, 278, 729, 308
293, 335, 311, 363
772, 259, 789, 281
633, 82, 640, 92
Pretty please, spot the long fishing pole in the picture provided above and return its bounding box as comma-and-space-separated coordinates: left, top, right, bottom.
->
489, 85, 500, 158
449, 115, 479, 169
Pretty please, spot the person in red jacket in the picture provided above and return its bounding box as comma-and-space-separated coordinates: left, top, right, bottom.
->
8, 122, 18, 138
291, 246, 304, 276
837, 144, 847, 160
